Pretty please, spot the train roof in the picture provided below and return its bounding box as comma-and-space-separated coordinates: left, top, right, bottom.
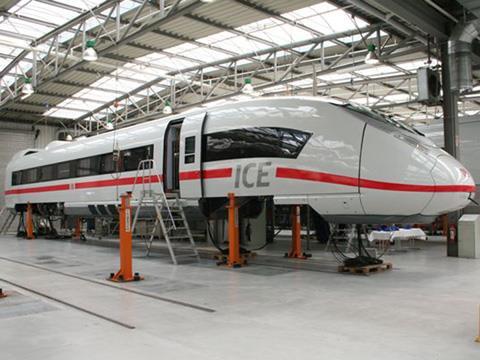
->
45, 96, 341, 148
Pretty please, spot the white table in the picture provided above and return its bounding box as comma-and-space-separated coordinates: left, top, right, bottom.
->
368, 228, 427, 251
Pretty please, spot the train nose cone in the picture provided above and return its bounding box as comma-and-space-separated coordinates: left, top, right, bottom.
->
422, 155, 476, 215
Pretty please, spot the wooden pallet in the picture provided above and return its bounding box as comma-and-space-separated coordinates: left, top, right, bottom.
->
338, 262, 393, 275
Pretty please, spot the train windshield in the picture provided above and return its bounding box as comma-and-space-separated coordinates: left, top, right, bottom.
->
341, 103, 423, 136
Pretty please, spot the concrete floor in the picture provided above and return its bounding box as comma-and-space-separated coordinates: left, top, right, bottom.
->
0, 236, 479, 359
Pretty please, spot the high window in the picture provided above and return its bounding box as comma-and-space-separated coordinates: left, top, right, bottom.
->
11, 145, 153, 186
203, 127, 311, 162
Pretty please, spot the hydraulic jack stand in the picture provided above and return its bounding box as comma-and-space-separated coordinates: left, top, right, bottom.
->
74, 217, 83, 240
25, 202, 35, 240
285, 205, 311, 259
476, 305, 480, 343
216, 193, 247, 268
108, 192, 143, 282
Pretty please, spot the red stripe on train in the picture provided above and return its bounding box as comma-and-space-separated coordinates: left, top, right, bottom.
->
5, 167, 475, 195
75, 175, 161, 189
5, 184, 70, 195
179, 168, 232, 181
276, 167, 476, 193
276, 167, 358, 187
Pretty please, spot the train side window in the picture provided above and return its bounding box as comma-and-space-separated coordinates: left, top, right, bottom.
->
77, 157, 100, 177
57, 161, 72, 179
122, 145, 153, 171
11, 171, 21, 186
39, 165, 55, 182
100, 153, 116, 174
184, 136, 195, 164
203, 127, 311, 162
22, 168, 37, 184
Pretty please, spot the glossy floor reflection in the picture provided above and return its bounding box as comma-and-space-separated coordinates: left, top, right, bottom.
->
0, 235, 479, 360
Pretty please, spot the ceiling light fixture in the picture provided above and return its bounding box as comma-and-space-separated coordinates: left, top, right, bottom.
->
365, 44, 380, 65
22, 77, 34, 95
83, 39, 98, 62
242, 77, 254, 95
163, 100, 173, 115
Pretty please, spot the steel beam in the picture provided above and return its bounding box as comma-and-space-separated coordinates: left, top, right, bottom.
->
362, 0, 451, 40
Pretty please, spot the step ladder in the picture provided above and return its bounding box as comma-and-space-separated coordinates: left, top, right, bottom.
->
0, 207, 17, 235
130, 160, 200, 265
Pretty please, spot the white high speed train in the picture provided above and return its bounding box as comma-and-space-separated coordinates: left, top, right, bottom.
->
4, 97, 476, 223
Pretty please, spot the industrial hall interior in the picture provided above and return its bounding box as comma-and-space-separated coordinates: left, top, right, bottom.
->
2, 0, 480, 359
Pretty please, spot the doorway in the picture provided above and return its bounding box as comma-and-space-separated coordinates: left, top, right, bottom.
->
163, 121, 183, 192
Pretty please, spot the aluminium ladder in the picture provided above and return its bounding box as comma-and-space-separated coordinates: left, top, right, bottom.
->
130, 159, 200, 265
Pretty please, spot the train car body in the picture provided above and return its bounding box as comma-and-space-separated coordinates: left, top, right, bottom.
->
3, 97, 476, 223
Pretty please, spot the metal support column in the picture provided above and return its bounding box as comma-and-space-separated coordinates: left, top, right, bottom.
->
441, 42, 460, 257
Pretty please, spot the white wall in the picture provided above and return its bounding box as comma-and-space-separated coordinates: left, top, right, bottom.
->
415, 116, 480, 213
415, 115, 480, 186
0, 121, 58, 206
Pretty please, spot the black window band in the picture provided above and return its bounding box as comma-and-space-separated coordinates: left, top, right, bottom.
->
203, 127, 311, 162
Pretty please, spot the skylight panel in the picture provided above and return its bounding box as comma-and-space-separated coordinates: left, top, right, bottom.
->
15, 2, 78, 25
76, 89, 119, 102
150, 56, 197, 71
197, 31, 235, 45
397, 59, 440, 71
98, 77, 145, 91
282, 2, 338, 21
167, 43, 198, 54
318, 73, 356, 82
304, 10, 368, 35
0, 42, 25, 57
355, 65, 400, 77
134, 53, 195, 73
0, 17, 52, 38
250, 23, 312, 45
63, 99, 103, 111
236, 18, 283, 34
294, 14, 334, 35
289, 78, 313, 87
214, 36, 268, 54
291, 41, 336, 53
180, 47, 231, 62
115, 68, 157, 81
55, 0, 105, 10
106, 0, 139, 16
44, 108, 88, 119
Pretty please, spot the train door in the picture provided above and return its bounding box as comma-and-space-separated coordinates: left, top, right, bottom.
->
179, 112, 207, 198
163, 120, 183, 193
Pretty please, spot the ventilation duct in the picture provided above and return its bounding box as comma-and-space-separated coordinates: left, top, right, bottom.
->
448, 20, 480, 92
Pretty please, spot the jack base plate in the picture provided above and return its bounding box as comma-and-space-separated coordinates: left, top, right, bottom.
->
107, 272, 144, 282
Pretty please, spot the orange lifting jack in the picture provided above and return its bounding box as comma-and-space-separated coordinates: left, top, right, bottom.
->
108, 192, 143, 282
217, 193, 247, 268
285, 205, 311, 259
74, 217, 82, 240
25, 202, 35, 240
476, 305, 480, 343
